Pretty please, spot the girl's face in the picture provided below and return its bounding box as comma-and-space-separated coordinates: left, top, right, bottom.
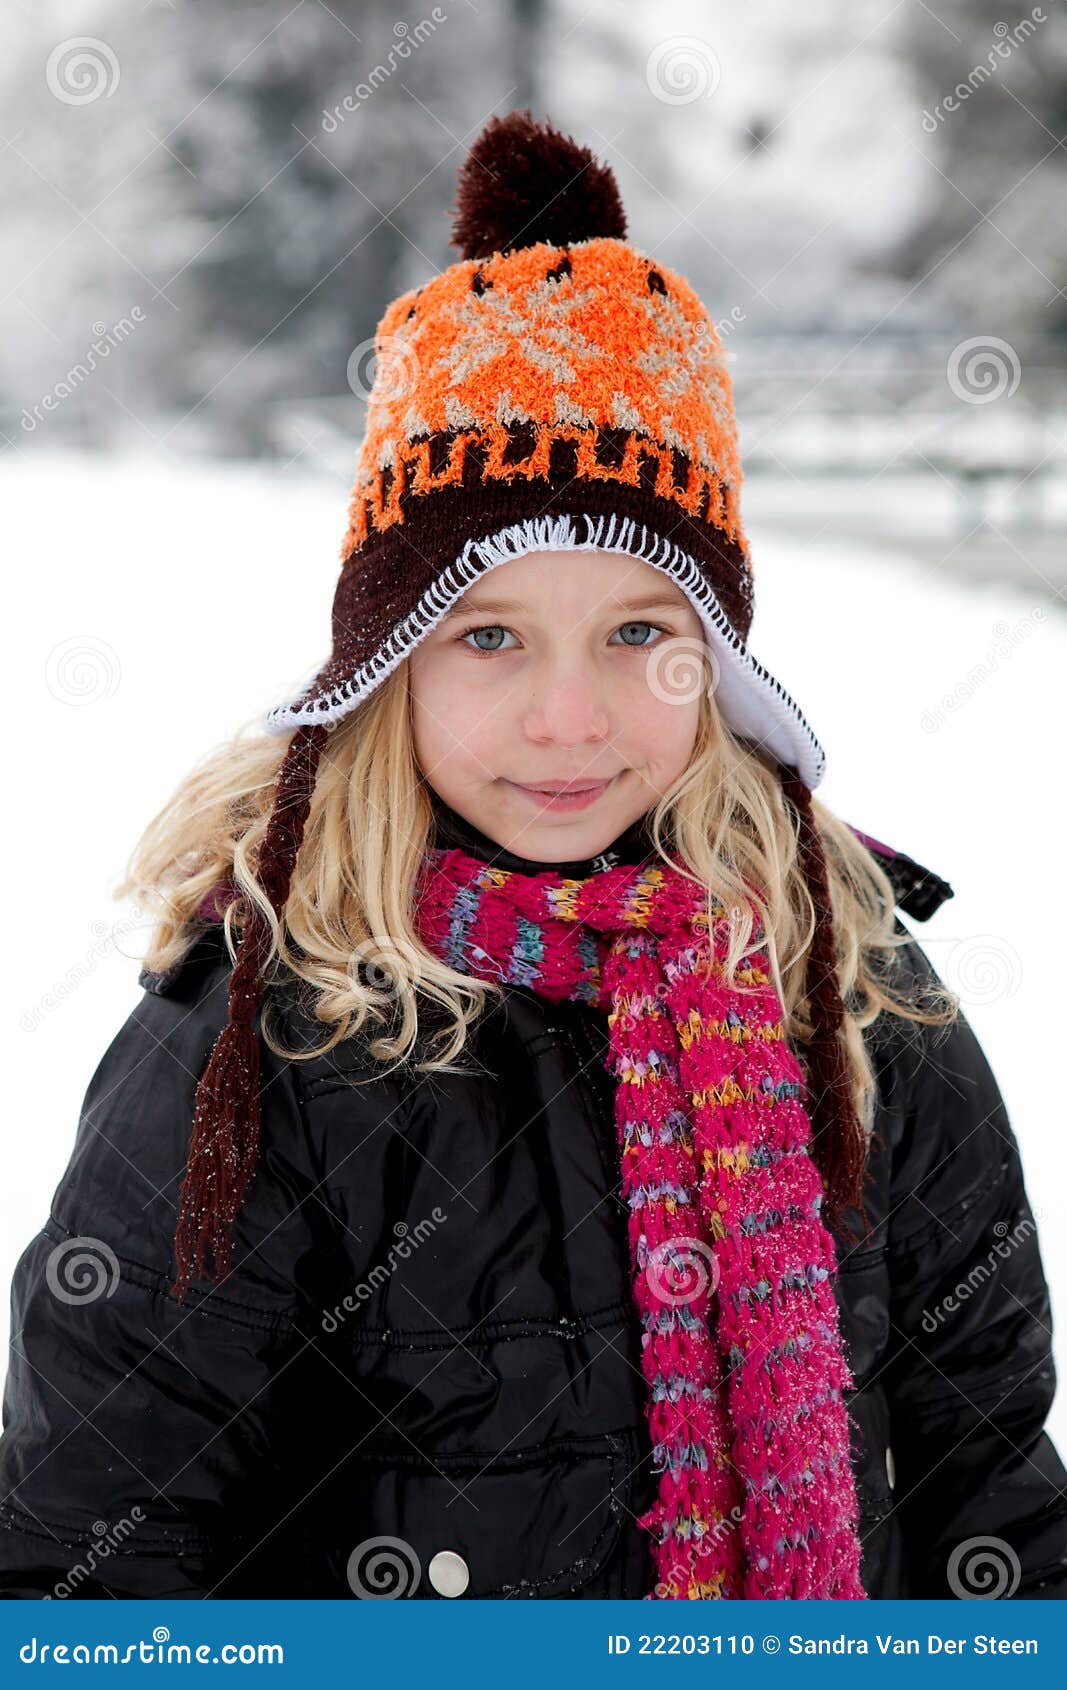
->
408, 548, 707, 863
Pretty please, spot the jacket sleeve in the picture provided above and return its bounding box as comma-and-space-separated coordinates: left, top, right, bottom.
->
0, 947, 335, 1599
879, 932, 1067, 1598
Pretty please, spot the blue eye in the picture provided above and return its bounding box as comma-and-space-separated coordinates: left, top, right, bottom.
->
611, 621, 662, 647
459, 625, 516, 652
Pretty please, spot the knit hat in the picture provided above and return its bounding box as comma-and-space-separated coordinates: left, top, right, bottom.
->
170, 112, 859, 1305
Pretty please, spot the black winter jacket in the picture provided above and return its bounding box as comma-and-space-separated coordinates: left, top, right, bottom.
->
1, 805, 1065, 1601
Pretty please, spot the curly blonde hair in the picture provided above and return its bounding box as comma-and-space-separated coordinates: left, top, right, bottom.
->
118, 659, 958, 1217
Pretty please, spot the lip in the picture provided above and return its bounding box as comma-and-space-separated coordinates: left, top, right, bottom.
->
508, 776, 616, 812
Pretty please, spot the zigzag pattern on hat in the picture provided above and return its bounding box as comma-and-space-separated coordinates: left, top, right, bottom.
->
339, 236, 749, 568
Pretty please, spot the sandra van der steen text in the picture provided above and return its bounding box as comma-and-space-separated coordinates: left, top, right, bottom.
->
787, 1635, 1037, 1655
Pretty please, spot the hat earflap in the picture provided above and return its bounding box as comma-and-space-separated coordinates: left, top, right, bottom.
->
777, 767, 872, 1246
170, 722, 330, 1303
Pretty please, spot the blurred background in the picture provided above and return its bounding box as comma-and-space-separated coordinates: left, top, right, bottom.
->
2, 0, 1066, 1442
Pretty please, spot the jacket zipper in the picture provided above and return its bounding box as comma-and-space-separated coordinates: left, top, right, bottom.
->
567, 1005, 625, 1183
566, 1004, 642, 1320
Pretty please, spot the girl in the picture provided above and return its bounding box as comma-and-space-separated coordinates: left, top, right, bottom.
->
1, 112, 1064, 1603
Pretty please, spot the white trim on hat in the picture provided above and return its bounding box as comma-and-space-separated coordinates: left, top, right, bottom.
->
264, 511, 827, 789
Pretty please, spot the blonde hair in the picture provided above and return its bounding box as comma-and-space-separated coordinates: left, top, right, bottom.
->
118, 663, 958, 1176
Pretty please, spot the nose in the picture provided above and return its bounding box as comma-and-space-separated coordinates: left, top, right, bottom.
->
522, 663, 613, 747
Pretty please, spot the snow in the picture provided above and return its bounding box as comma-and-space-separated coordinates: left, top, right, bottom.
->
2, 447, 1065, 1458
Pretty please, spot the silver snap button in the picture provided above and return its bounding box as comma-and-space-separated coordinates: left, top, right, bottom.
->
885, 1445, 896, 1490
427, 1549, 469, 1598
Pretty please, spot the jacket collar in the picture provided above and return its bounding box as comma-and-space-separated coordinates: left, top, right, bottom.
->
845, 825, 954, 921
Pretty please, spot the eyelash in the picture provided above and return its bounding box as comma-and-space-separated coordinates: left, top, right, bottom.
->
453, 620, 670, 655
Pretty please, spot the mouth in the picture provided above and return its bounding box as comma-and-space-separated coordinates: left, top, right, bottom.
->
507, 775, 618, 812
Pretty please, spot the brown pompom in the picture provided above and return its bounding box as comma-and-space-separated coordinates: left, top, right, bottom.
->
451, 108, 627, 261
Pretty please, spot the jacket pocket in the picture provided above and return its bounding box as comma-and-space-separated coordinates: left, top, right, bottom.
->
302, 1431, 638, 1598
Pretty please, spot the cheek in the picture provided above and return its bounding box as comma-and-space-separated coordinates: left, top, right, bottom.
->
626, 632, 705, 763
409, 649, 448, 765
636, 693, 701, 775
410, 646, 498, 768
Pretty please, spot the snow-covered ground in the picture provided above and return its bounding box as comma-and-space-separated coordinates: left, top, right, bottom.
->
3, 448, 1065, 1457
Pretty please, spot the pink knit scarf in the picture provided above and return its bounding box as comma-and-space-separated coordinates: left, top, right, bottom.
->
412, 845, 867, 1601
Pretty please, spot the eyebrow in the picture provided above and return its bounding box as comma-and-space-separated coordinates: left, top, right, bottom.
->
442, 591, 688, 620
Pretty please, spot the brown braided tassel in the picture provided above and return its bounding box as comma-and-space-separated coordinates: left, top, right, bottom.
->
170, 723, 331, 1304
777, 768, 873, 1249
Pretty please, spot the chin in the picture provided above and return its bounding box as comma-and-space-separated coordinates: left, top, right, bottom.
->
511, 814, 626, 855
